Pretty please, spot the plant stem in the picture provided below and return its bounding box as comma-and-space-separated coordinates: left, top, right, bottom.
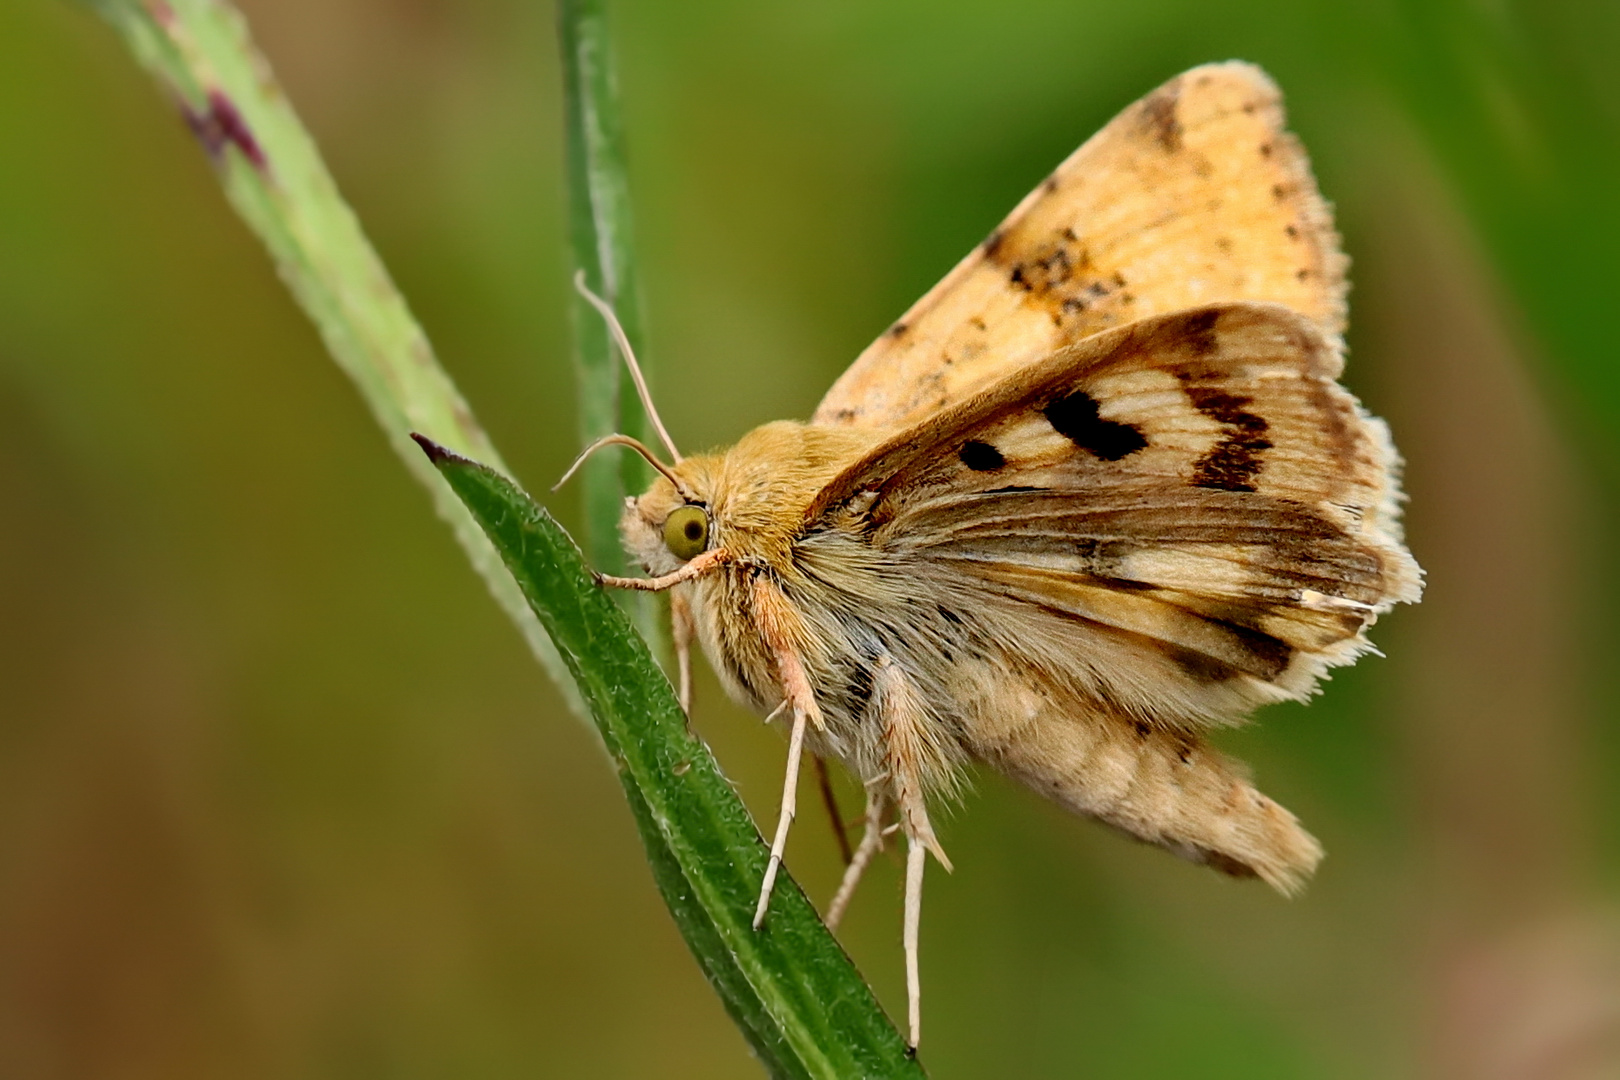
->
79, 0, 584, 716
558, 0, 666, 654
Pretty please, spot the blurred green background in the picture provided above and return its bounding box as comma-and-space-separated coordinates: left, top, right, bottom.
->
4, 1, 1619, 1077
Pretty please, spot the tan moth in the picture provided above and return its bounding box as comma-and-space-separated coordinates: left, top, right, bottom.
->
569, 62, 1422, 1049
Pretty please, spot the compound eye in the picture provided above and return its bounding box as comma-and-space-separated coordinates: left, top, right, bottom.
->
662, 504, 710, 561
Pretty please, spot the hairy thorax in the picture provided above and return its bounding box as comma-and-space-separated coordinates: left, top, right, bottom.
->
620, 421, 975, 780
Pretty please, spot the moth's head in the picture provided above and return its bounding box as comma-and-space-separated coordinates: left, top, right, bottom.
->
560, 274, 731, 580
617, 420, 880, 578
620, 458, 719, 577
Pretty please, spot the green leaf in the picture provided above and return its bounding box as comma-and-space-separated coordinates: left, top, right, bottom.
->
413, 435, 925, 1080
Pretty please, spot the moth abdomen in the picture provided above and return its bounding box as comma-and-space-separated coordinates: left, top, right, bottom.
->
968, 693, 1322, 893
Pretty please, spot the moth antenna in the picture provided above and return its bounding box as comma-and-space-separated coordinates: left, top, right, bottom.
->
573, 270, 683, 463
554, 433, 697, 502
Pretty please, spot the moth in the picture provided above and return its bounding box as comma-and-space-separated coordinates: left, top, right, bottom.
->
570, 62, 1422, 1049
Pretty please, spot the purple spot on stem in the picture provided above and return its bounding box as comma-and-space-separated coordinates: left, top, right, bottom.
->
185, 90, 266, 169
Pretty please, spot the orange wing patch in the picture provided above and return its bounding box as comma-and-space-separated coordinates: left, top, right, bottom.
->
814, 62, 1347, 430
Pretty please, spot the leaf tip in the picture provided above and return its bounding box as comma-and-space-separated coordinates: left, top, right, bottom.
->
410, 432, 461, 466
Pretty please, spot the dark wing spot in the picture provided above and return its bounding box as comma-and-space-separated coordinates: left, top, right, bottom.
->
1188, 388, 1265, 430
1213, 620, 1295, 680
1043, 389, 1148, 461
1176, 308, 1221, 356
1092, 575, 1156, 593
982, 229, 1006, 260
1161, 644, 1239, 683
1194, 439, 1272, 492
1008, 243, 1075, 294
887, 321, 908, 338
1187, 388, 1272, 492
958, 440, 1006, 472
1140, 85, 1183, 152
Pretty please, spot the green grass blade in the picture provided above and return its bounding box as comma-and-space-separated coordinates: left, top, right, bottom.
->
78, 0, 583, 717
413, 435, 926, 1079
558, 0, 667, 654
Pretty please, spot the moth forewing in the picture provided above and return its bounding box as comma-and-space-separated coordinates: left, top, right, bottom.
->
813, 61, 1349, 430
811, 303, 1351, 525
789, 300, 1415, 876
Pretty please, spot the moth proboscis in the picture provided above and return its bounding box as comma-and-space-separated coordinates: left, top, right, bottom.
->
567, 62, 1422, 1051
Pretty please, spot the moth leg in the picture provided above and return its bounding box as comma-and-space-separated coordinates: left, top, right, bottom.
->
897, 769, 946, 1049
813, 754, 855, 866
871, 654, 951, 1049
749, 575, 824, 930
902, 818, 927, 1050
752, 701, 808, 930
597, 547, 729, 591
670, 586, 695, 714
825, 780, 889, 930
